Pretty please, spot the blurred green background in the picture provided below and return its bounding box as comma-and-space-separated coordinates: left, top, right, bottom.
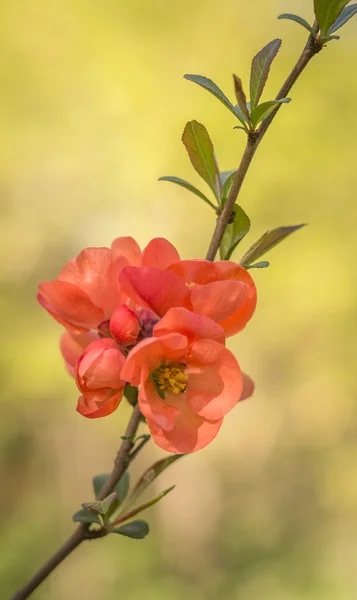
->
1, 1, 357, 598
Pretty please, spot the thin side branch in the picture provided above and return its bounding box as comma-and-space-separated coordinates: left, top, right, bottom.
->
205, 23, 322, 261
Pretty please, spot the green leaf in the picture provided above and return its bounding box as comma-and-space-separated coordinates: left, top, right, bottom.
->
128, 455, 182, 505
329, 3, 357, 33
112, 520, 150, 539
123, 383, 138, 406
250, 98, 291, 128
184, 74, 247, 126
246, 261, 270, 269
278, 13, 316, 35
92, 471, 129, 505
182, 120, 221, 200
233, 76, 251, 124
314, 0, 350, 36
250, 39, 282, 111
220, 170, 237, 203
240, 224, 305, 267
158, 176, 216, 210
82, 492, 118, 516
114, 486, 176, 526
72, 509, 102, 525
220, 205, 251, 260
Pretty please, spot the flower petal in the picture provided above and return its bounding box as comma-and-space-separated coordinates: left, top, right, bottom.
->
169, 259, 257, 336
139, 379, 179, 431
190, 279, 253, 329
142, 238, 180, 269
153, 307, 225, 346
146, 396, 223, 454
121, 334, 188, 386
60, 331, 99, 376
240, 372, 255, 401
37, 280, 105, 333
59, 248, 128, 318
111, 236, 142, 266
168, 259, 219, 284
77, 390, 123, 418
80, 348, 126, 390
119, 266, 191, 316
186, 339, 242, 419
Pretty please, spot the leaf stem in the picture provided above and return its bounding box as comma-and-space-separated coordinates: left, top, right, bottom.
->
205, 22, 321, 261
11, 404, 143, 600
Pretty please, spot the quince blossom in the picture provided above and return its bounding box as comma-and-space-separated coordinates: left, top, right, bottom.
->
38, 236, 255, 453
37, 236, 180, 334
121, 307, 245, 453
119, 259, 257, 336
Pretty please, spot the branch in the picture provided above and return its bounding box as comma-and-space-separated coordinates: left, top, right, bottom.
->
12, 21, 325, 600
205, 22, 321, 261
11, 404, 142, 600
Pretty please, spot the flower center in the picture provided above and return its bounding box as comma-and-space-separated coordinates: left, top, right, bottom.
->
151, 363, 188, 397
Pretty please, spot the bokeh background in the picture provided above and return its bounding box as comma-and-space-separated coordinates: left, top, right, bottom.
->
1, 0, 357, 598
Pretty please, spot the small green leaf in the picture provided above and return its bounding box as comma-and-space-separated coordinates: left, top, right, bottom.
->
101, 493, 119, 515
128, 455, 182, 505
114, 486, 176, 526
182, 120, 221, 200
278, 14, 316, 35
246, 261, 270, 269
92, 471, 129, 505
124, 383, 138, 406
233, 76, 251, 124
184, 74, 246, 126
250, 39, 282, 111
314, 0, 350, 36
328, 3, 357, 33
112, 520, 150, 539
158, 176, 216, 210
324, 34, 341, 40
250, 98, 291, 128
240, 224, 305, 267
82, 492, 118, 516
72, 509, 102, 525
220, 205, 250, 260
220, 170, 237, 203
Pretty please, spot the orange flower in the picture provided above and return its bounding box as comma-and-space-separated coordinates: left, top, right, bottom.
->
121, 308, 247, 453
75, 338, 126, 418
37, 237, 180, 334
119, 259, 257, 336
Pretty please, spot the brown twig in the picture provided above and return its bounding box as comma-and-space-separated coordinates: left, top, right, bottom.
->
11, 404, 142, 600
205, 22, 322, 262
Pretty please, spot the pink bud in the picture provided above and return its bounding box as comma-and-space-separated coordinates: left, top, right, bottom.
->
75, 338, 126, 418
109, 305, 140, 346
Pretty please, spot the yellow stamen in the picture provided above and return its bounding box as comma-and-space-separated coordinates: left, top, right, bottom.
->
151, 364, 188, 397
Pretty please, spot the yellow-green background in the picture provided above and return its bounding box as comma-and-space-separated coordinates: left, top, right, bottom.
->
1, 1, 357, 598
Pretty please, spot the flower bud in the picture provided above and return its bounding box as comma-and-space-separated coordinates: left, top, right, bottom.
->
109, 305, 140, 346
76, 338, 126, 418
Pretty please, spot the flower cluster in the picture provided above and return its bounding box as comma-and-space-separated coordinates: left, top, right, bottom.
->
38, 237, 257, 453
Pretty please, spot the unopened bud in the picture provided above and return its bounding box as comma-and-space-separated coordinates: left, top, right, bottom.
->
110, 305, 140, 346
